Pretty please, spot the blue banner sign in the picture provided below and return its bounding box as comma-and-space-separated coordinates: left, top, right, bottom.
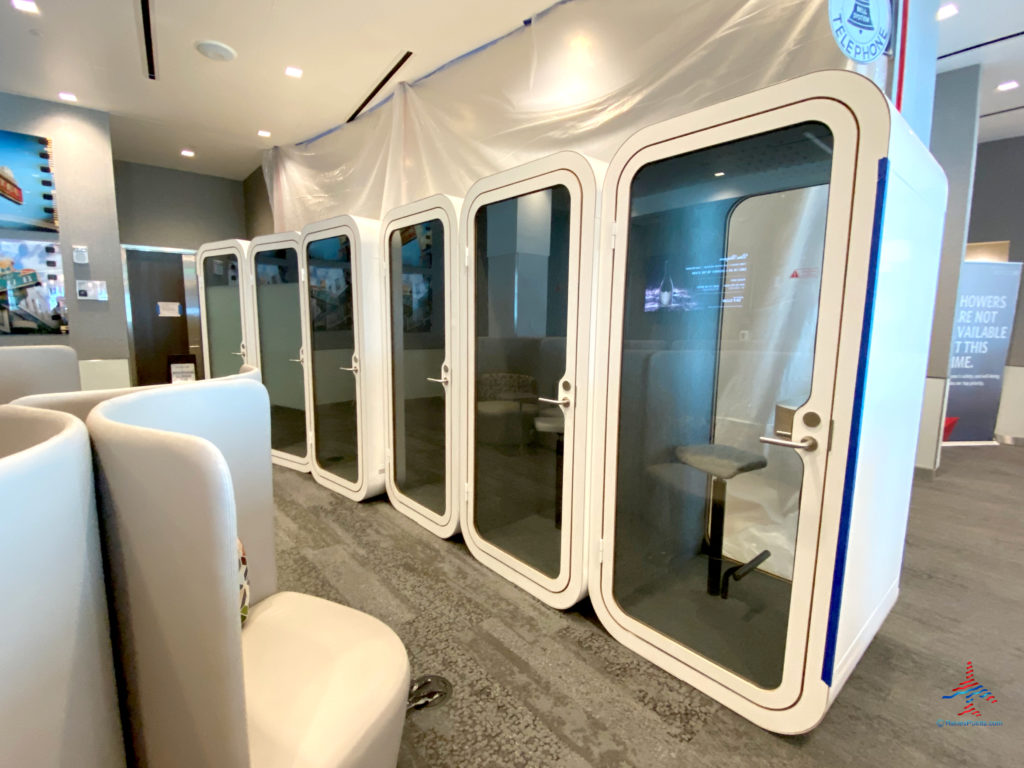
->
946, 261, 1022, 442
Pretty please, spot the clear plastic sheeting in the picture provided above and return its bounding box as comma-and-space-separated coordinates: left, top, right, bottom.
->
264, 0, 887, 229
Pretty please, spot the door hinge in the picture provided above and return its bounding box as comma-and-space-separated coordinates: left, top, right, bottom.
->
828, 419, 834, 452
598, 539, 605, 564
464, 483, 471, 505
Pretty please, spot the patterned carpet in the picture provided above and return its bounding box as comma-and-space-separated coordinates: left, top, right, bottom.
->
273, 443, 1023, 767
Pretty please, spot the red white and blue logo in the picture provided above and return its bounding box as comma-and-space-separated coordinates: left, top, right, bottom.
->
942, 661, 998, 718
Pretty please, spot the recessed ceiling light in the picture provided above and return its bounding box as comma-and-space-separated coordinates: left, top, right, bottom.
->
12, 0, 40, 14
195, 40, 238, 62
936, 3, 959, 21
58, 92, 77, 102
257, 130, 271, 138
714, 171, 725, 177
997, 80, 1019, 92
180, 149, 195, 158
284, 66, 303, 79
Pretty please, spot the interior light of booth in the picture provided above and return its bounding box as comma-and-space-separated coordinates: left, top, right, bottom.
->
58, 92, 77, 102
11, 0, 40, 14
181, 149, 195, 158
936, 3, 958, 21
257, 130, 271, 138
714, 171, 725, 177
285, 66, 303, 79
997, 80, 1019, 92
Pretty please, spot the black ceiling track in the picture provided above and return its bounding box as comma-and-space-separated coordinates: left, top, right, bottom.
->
346, 51, 413, 123
140, 0, 157, 80
980, 104, 1024, 119
939, 30, 1024, 60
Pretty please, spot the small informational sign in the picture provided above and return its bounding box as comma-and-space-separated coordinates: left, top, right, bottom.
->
828, 0, 892, 64
72, 244, 89, 264
76, 279, 108, 301
946, 261, 1023, 442
169, 362, 197, 384
156, 301, 182, 317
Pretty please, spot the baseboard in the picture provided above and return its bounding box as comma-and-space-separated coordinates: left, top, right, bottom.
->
995, 433, 1024, 446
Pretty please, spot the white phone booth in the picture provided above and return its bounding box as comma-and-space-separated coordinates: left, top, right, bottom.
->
382, 196, 462, 537
460, 152, 599, 609
196, 239, 253, 378
299, 216, 386, 501
586, 71, 946, 733
246, 233, 310, 472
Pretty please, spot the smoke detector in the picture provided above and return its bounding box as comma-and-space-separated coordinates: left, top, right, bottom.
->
195, 40, 237, 62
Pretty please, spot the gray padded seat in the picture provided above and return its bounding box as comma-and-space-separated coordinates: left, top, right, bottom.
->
675, 444, 767, 479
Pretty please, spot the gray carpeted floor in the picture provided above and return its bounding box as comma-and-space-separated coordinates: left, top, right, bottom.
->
273, 443, 1023, 767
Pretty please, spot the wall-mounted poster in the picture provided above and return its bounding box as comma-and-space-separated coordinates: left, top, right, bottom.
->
0, 238, 67, 334
0, 129, 58, 232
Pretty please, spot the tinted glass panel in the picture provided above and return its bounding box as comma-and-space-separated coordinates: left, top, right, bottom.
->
612, 123, 833, 689
307, 235, 359, 483
390, 219, 447, 514
473, 185, 571, 578
202, 254, 242, 378
254, 247, 305, 457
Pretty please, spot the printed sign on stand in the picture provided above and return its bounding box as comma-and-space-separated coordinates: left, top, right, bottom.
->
946, 261, 1022, 442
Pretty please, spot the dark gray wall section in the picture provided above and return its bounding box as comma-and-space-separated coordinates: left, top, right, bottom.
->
114, 161, 245, 250
926, 66, 981, 378
0, 91, 128, 360
244, 167, 275, 239
968, 136, 1024, 367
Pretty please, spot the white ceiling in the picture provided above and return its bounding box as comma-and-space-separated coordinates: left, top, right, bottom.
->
0, 0, 556, 179
1, 1, 1022, 181
937, 0, 1024, 143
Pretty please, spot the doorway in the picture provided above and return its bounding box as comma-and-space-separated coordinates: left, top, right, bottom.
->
124, 247, 198, 385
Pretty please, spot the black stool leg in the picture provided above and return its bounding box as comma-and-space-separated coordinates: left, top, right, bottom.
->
707, 476, 725, 596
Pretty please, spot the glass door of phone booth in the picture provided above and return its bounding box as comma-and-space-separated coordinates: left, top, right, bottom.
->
591, 100, 859, 710
463, 153, 597, 609
383, 197, 459, 537
248, 234, 309, 472
197, 240, 251, 378
300, 216, 384, 501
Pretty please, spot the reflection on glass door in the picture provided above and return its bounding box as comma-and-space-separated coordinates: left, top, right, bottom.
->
202, 253, 243, 378
473, 185, 571, 578
306, 235, 359, 483
611, 123, 832, 689
254, 247, 305, 458
389, 219, 447, 514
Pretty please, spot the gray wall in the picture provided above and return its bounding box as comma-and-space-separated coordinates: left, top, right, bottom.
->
0, 91, 129, 360
968, 135, 1024, 366
114, 160, 245, 250
244, 167, 274, 239
898, 0, 940, 144
926, 65, 981, 377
